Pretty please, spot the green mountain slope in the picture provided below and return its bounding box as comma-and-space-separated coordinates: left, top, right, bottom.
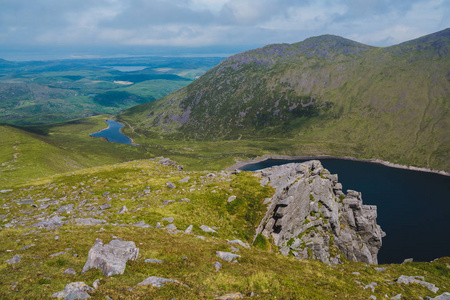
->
119, 29, 450, 171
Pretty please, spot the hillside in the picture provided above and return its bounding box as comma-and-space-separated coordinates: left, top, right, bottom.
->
119, 29, 450, 171
0, 158, 448, 299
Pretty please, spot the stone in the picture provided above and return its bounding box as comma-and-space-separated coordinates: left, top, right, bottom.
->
166, 224, 177, 232
74, 218, 106, 226
100, 204, 111, 210
227, 196, 237, 203
51, 282, 94, 299
50, 251, 66, 257
63, 268, 77, 275
31, 216, 66, 230
364, 282, 377, 292
64, 290, 91, 299
374, 267, 386, 272
18, 199, 34, 205
157, 157, 183, 171
137, 276, 180, 287
214, 261, 222, 272
216, 251, 241, 263
402, 258, 413, 264
57, 204, 74, 214
82, 239, 139, 277
230, 246, 239, 252
145, 259, 163, 264
200, 225, 217, 233
6, 255, 20, 264
352, 272, 360, 275
166, 181, 176, 189
391, 294, 402, 299
92, 279, 100, 289
185, 225, 193, 234
179, 198, 190, 202
179, 176, 190, 183
0, 189, 13, 193
429, 292, 450, 300
227, 239, 250, 249
132, 221, 152, 228
215, 292, 244, 299
161, 217, 174, 223
369, 296, 376, 300
253, 161, 385, 265
21, 243, 36, 250
397, 275, 439, 293
118, 206, 128, 214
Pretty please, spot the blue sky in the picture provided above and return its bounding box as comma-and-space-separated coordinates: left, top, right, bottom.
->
0, 0, 448, 60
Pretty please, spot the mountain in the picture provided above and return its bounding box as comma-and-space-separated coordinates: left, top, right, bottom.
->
119, 29, 450, 171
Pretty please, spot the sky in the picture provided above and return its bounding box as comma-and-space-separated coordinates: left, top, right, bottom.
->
0, 0, 449, 60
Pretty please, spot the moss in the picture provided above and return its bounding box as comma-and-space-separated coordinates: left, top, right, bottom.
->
309, 194, 315, 201
254, 234, 271, 251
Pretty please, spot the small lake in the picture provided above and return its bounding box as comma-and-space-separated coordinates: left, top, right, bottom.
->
90, 120, 134, 145
240, 158, 450, 264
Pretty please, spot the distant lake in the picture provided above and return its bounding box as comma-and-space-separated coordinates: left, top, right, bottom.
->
110, 66, 148, 72
240, 158, 450, 264
90, 120, 134, 145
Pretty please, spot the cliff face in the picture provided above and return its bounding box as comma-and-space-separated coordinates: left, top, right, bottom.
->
254, 160, 385, 264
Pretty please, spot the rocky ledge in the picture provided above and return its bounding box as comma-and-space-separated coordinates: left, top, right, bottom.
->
254, 160, 385, 265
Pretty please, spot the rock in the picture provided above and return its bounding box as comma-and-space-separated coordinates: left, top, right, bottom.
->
118, 206, 128, 214
185, 225, 193, 234
402, 258, 413, 264
57, 204, 74, 214
227, 239, 250, 249
92, 279, 100, 289
179, 198, 190, 202
166, 224, 177, 232
429, 292, 450, 300
100, 204, 111, 210
200, 225, 217, 233
230, 246, 240, 252
132, 221, 153, 228
352, 272, 360, 275
162, 199, 175, 205
397, 275, 439, 293
18, 199, 34, 205
21, 243, 35, 250
391, 294, 402, 299
63, 268, 77, 275
227, 196, 237, 203
74, 218, 106, 226
31, 216, 66, 230
64, 290, 91, 299
253, 161, 385, 265
51, 282, 94, 299
157, 157, 183, 171
369, 296, 376, 300
137, 276, 180, 287
50, 251, 66, 257
214, 261, 222, 272
55, 235, 60, 240
145, 259, 163, 264
216, 251, 241, 263
364, 282, 377, 292
179, 176, 190, 183
0, 189, 13, 193
374, 267, 386, 272
215, 292, 244, 299
161, 217, 174, 223
82, 239, 139, 277
166, 182, 176, 189
6, 255, 20, 264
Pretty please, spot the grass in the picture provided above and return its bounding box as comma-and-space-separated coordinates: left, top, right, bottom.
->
0, 158, 448, 299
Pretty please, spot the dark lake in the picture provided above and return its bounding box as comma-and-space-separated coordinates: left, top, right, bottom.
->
90, 120, 134, 145
240, 158, 450, 264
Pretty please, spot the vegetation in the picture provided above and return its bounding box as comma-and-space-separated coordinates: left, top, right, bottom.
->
0, 159, 448, 299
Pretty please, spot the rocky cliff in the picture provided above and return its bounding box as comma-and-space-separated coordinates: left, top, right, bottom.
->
254, 160, 385, 265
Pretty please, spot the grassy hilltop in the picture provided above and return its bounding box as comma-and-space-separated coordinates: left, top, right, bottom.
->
119, 29, 450, 172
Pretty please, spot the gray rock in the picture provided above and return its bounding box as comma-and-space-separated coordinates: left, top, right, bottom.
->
50, 251, 66, 257
6, 255, 20, 264
18, 199, 34, 205
82, 239, 139, 277
214, 261, 222, 272
216, 251, 241, 262
31, 215, 66, 230
64, 290, 91, 299
429, 292, 450, 300
253, 161, 385, 265
227, 196, 237, 203
397, 275, 439, 293
402, 258, 413, 264
157, 157, 183, 171
369, 296, 376, 300
391, 294, 402, 300
51, 282, 94, 299
145, 259, 163, 264
63, 268, 77, 275
179, 176, 190, 183
230, 246, 240, 252
227, 239, 250, 249
161, 217, 174, 223
179, 198, 190, 202
92, 279, 100, 289
374, 267, 386, 272
215, 292, 244, 299
166, 182, 176, 189
166, 224, 177, 232
132, 221, 152, 228
57, 204, 74, 214
74, 218, 106, 226
0, 189, 13, 193
162, 199, 175, 205
185, 225, 193, 234
99, 203, 111, 210
118, 206, 128, 214
364, 282, 377, 292
21, 243, 36, 250
200, 225, 216, 233
137, 276, 180, 287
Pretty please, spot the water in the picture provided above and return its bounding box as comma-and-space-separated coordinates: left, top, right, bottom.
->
90, 120, 134, 145
240, 158, 450, 264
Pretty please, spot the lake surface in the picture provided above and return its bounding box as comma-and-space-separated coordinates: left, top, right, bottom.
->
240, 159, 450, 264
90, 120, 134, 145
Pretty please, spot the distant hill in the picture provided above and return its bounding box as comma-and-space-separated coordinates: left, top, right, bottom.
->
119, 29, 450, 171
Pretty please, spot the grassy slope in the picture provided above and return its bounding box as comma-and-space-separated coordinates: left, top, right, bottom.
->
0, 159, 448, 299
119, 30, 450, 171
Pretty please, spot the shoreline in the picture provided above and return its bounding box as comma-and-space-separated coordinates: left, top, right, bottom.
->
228, 154, 450, 177
90, 119, 137, 145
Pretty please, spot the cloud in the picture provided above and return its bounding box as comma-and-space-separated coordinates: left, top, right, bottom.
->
0, 0, 448, 53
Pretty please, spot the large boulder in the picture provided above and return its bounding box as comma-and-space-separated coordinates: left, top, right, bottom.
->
82, 239, 139, 277
254, 161, 385, 264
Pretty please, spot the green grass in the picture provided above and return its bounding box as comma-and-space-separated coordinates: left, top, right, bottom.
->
0, 159, 448, 299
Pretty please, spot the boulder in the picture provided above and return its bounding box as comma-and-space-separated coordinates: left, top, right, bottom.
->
214, 261, 222, 272
82, 239, 139, 277
397, 275, 439, 293
200, 225, 217, 233
63, 268, 77, 275
430, 293, 450, 300
51, 282, 94, 299
216, 251, 240, 263
74, 218, 106, 226
227, 239, 250, 249
6, 255, 20, 264
137, 276, 180, 287
31, 216, 66, 230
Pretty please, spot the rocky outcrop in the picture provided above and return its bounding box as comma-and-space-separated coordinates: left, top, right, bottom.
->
254, 160, 385, 264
